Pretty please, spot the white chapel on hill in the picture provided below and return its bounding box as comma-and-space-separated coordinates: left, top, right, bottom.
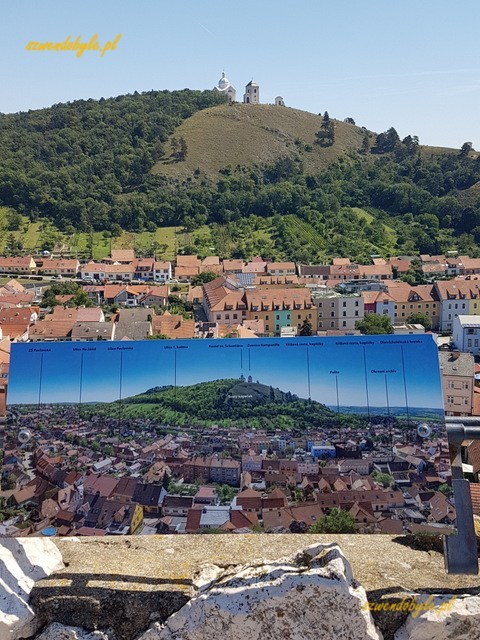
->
213, 72, 284, 107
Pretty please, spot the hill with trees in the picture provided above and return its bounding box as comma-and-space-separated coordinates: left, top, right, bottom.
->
1, 89, 480, 260
86, 378, 356, 429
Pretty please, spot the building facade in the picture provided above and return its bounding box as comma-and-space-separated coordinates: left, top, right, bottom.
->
438, 350, 474, 416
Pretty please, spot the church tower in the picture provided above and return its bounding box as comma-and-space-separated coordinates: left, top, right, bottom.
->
243, 80, 260, 104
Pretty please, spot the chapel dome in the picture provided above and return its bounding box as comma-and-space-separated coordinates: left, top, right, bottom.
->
218, 72, 230, 90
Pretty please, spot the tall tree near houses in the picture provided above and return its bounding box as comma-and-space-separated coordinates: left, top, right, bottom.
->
299, 318, 313, 336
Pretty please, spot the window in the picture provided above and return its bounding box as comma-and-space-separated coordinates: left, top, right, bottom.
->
330, 321, 335, 328
216, 314, 221, 320
225, 314, 229, 320
233, 314, 237, 319
343, 311, 346, 317
447, 396, 454, 403
355, 300, 359, 307
343, 301, 347, 307
342, 321, 346, 327
331, 311, 335, 317
276, 314, 280, 320
319, 321, 323, 328
298, 314, 301, 319
287, 314, 291, 320
355, 311, 359, 316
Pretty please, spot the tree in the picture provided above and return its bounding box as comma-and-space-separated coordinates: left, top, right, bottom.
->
438, 483, 452, 498
372, 470, 394, 488
406, 312, 432, 330
308, 508, 355, 533
299, 318, 313, 336
42, 282, 93, 308
360, 131, 370, 154
459, 142, 473, 157
356, 313, 393, 335
170, 137, 180, 157
401, 261, 427, 286
178, 137, 188, 161
190, 271, 217, 286
344, 117, 356, 125
6, 210, 22, 231
315, 112, 335, 147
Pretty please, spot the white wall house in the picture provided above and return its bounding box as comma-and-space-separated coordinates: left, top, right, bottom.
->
453, 315, 480, 356
153, 261, 172, 282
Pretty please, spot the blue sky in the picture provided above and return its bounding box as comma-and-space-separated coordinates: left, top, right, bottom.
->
1, 0, 479, 148
8, 336, 444, 410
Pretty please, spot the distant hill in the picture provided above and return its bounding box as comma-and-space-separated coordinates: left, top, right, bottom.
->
1, 88, 480, 260
89, 378, 344, 430
152, 103, 367, 181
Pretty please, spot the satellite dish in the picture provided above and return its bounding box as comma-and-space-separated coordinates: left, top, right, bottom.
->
417, 423, 432, 439
18, 429, 32, 444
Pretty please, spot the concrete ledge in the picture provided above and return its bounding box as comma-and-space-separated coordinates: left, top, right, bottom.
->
30, 534, 480, 640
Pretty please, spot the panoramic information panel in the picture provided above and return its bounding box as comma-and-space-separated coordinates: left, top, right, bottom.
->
3, 335, 454, 536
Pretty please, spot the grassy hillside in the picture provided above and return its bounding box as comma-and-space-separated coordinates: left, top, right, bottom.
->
1, 89, 480, 260
153, 103, 367, 181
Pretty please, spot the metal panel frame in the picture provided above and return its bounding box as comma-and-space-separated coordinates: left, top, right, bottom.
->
444, 418, 480, 574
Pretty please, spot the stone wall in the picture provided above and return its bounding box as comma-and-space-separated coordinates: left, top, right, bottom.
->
2, 534, 480, 640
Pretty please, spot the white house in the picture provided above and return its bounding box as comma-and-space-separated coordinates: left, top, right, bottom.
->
453, 315, 480, 356
153, 261, 172, 282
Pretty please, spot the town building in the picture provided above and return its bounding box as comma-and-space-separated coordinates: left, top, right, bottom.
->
245, 288, 315, 335
438, 350, 475, 416
312, 289, 363, 331
453, 315, 480, 356
435, 281, 480, 332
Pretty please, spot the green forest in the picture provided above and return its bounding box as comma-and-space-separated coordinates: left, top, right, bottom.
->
1, 88, 480, 261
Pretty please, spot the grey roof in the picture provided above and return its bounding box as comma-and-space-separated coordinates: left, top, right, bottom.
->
456, 315, 480, 327
115, 321, 152, 341
71, 322, 113, 340
117, 308, 152, 322
438, 351, 474, 377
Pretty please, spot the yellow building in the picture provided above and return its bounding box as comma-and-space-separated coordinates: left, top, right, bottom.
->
245, 288, 316, 335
